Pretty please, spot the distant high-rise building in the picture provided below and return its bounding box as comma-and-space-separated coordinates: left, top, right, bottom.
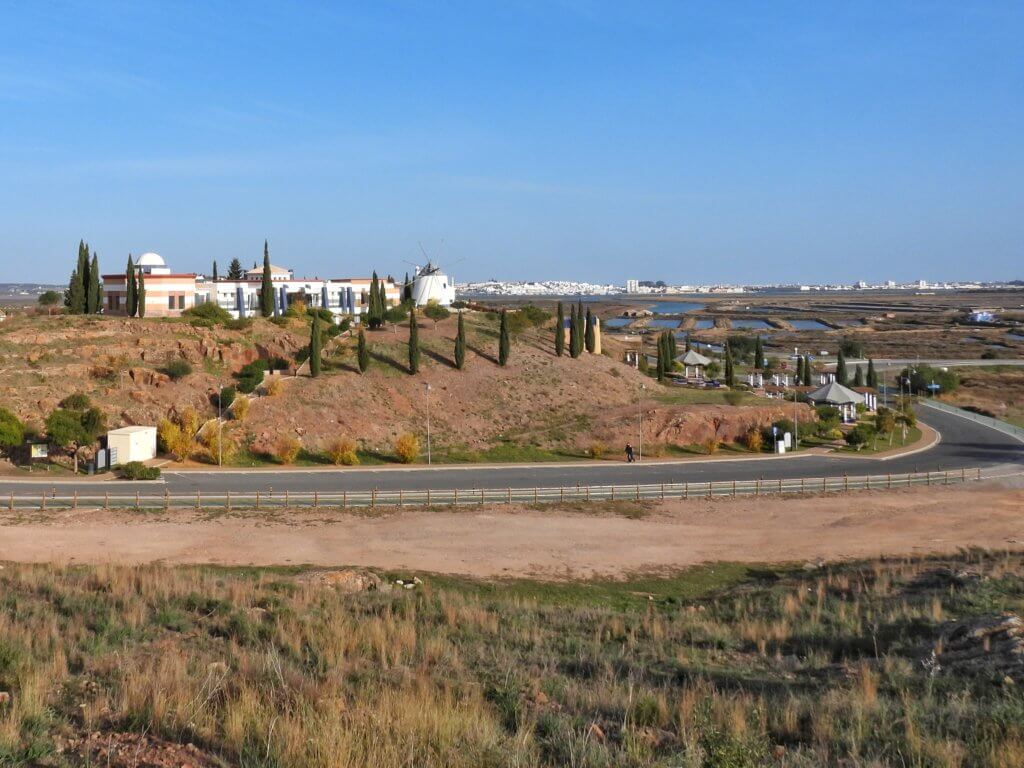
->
625, 279, 639, 294
918, 279, 928, 289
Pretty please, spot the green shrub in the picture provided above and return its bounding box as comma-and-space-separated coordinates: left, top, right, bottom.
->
724, 390, 745, 406
213, 386, 236, 411
60, 393, 91, 411
0, 408, 24, 453
119, 461, 161, 480
224, 317, 253, 331
235, 360, 267, 394
844, 424, 875, 447
183, 302, 232, 325
162, 359, 193, 380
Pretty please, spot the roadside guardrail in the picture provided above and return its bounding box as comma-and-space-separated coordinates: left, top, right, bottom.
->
918, 399, 1024, 442
7, 466, 1020, 513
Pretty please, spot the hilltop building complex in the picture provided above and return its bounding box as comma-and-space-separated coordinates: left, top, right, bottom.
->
102, 253, 401, 322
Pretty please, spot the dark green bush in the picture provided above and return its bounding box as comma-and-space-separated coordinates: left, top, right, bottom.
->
212, 386, 236, 411
60, 393, 91, 411
235, 360, 268, 394
183, 303, 232, 325
224, 317, 253, 331
162, 359, 193, 380
844, 423, 875, 447
119, 461, 161, 480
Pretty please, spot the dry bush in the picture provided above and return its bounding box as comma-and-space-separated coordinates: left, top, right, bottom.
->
642, 441, 666, 458
157, 418, 193, 462
264, 378, 285, 397
231, 396, 250, 421
325, 436, 360, 466
271, 435, 302, 465
202, 426, 237, 465
394, 433, 420, 464
177, 407, 200, 437
743, 427, 763, 451
588, 441, 605, 459
704, 438, 721, 455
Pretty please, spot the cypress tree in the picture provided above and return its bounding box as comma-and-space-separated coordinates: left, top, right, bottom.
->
555, 302, 565, 357
227, 258, 243, 280
309, 311, 322, 377
498, 309, 510, 366
125, 255, 136, 317
854, 364, 865, 387
357, 328, 369, 373
656, 332, 666, 382
835, 349, 847, 385
569, 304, 580, 358
403, 272, 412, 303
408, 307, 420, 374
754, 336, 764, 369
260, 241, 274, 317
585, 307, 595, 353
367, 272, 381, 328
378, 279, 388, 314
685, 334, 692, 352
77, 241, 89, 313
212, 261, 219, 281
136, 269, 146, 318
576, 301, 585, 352
724, 342, 735, 386
455, 311, 466, 370
866, 358, 878, 389
795, 356, 804, 385
668, 331, 677, 361
87, 253, 101, 314
66, 269, 85, 314
804, 355, 813, 386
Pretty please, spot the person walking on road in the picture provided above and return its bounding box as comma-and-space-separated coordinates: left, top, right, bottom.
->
625, 443, 635, 462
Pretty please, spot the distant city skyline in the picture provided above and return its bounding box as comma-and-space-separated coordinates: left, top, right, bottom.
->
1, 2, 1021, 284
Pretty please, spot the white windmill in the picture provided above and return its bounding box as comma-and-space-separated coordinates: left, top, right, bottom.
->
408, 243, 458, 307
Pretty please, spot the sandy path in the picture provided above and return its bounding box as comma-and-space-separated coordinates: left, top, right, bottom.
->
1, 485, 1022, 577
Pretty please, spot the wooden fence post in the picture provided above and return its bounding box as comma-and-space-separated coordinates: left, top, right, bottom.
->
105, 491, 109, 510
507, 488, 512, 504
165, 490, 170, 512
40, 493, 45, 512
226, 490, 231, 513
73, 490, 77, 510
425, 488, 429, 505
314, 490, 319, 509
732, 480, 736, 497
256, 490, 260, 510
371, 489, 376, 508
285, 490, 290, 506
635, 484, 640, 501
684, 482, 689, 500
196, 490, 201, 512
8, 492, 12, 512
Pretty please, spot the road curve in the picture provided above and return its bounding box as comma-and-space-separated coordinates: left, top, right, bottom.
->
1, 404, 1021, 497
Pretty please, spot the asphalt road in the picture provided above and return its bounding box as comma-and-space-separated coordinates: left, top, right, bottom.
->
1, 403, 1021, 497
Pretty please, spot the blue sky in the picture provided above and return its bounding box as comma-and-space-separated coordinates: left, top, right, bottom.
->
1, 1, 1021, 285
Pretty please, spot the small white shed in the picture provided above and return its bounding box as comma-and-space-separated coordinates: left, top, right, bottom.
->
107, 426, 157, 465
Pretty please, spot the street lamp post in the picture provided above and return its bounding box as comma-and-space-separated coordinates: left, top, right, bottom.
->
638, 383, 646, 461
218, 384, 224, 467
425, 382, 432, 465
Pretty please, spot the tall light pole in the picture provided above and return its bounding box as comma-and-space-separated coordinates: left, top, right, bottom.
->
424, 382, 432, 465
638, 383, 646, 461
218, 384, 224, 467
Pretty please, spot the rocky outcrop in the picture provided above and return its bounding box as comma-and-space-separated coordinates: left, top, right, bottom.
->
928, 613, 1024, 682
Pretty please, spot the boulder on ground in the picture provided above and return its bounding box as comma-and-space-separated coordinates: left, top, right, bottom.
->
930, 612, 1024, 682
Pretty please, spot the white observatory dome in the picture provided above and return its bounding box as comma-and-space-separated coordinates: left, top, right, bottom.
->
136, 252, 165, 267
135, 252, 171, 275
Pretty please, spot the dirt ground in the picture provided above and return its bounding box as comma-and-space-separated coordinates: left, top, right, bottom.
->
1, 483, 1021, 578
